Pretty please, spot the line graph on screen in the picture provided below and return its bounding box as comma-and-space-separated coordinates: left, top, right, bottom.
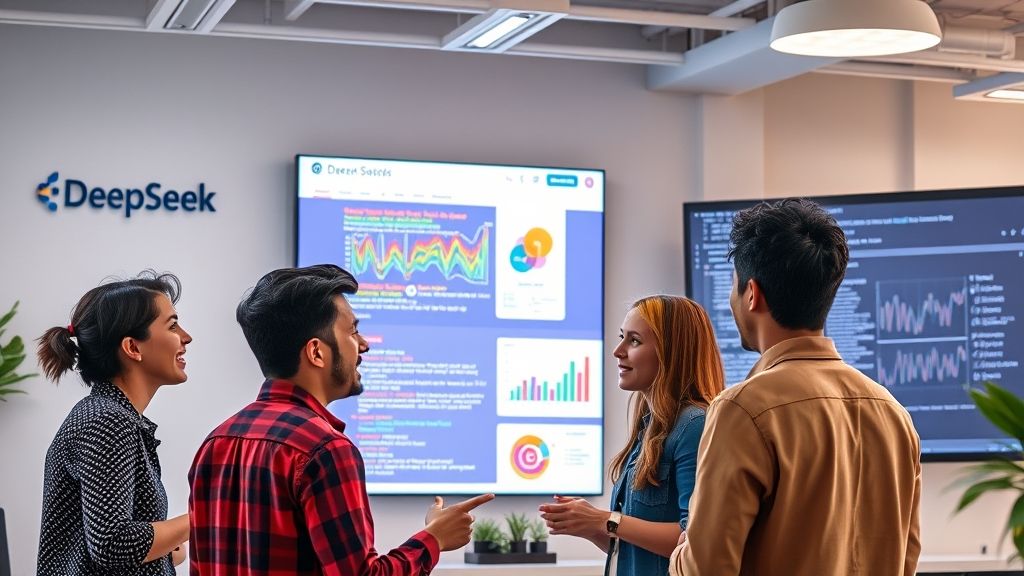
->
349, 224, 491, 285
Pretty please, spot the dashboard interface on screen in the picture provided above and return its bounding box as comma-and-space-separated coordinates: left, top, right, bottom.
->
684, 188, 1024, 460
297, 155, 605, 494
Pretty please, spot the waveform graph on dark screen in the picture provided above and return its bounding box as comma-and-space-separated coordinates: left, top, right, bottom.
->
876, 342, 969, 388
875, 277, 971, 390
876, 278, 968, 340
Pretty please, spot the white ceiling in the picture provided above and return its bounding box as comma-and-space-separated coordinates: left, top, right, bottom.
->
2, 0, 1023, 96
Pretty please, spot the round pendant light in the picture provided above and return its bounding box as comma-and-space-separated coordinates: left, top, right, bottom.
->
770, 0, 942, 58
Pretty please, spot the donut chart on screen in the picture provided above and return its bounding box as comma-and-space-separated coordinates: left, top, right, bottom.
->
510, 435, 550, 480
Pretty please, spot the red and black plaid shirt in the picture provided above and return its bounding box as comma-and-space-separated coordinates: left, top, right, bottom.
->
188, 379, 439, 575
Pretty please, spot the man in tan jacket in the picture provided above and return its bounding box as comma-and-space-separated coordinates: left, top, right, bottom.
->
670, 199, 921, 576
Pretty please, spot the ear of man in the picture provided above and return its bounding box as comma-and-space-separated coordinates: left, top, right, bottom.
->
305, 338, 328, 369
745, 278, 765, 313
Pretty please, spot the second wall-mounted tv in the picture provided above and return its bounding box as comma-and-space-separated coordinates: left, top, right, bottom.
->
297, 155, 605, 494
684, 186, 1024, 461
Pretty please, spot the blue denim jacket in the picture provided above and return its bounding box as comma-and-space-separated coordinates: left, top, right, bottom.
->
606, 404, 706, 576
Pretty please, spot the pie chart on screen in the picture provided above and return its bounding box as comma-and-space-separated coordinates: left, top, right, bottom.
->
510, 435, 550, 480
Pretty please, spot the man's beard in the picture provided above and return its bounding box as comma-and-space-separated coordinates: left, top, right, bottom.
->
325, 336, 361, 397
339, 357, 363, 397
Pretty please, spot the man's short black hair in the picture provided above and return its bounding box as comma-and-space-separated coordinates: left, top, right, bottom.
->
236, 264, 358, 378
728, 198, 849, 330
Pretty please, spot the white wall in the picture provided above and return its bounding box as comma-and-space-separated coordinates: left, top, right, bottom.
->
764, 73, 917, 198
912, 80, 1024, 191
0, 24, 697, 575
763, 72, 1024, 561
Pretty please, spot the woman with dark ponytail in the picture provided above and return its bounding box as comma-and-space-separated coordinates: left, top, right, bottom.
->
36, 271, 192, 576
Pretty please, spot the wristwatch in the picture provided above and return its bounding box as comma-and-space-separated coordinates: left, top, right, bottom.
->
606, 511, 623, 536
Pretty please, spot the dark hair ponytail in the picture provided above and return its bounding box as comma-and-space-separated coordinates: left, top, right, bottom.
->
36, 271, 182, 386
37, 326, 78, 382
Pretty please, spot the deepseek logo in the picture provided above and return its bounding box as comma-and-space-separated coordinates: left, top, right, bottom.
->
37, 172, 59, 212
35, 171, 217, 218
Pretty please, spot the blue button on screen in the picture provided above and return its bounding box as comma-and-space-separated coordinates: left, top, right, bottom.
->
547, 174, 578, 187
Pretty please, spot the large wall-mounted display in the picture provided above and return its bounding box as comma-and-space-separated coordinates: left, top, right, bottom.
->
684, 187, 1024, 461
297, 155, 605, 494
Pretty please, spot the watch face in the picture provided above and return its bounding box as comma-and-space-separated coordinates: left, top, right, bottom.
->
606, 510, 622, 536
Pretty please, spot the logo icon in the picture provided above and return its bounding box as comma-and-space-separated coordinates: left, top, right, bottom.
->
36, 171, 59, 212
311, 162, 323, 174
510, 435, 550, 480
509, 227, 553, 273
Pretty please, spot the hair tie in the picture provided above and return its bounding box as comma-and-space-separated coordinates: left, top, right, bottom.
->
67, 324, 75, 336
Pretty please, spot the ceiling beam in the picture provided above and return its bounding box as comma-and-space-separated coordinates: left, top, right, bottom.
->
215, 21, 685, 64
647, 18, 837, 94
510, 41, 685, 64
642, 0, 764, 37
816, 61, 976, 84
284, 0, 319, 21
293, 0, 490, 17
568, 5, 754, 31
0, 9, 142, 30
287, 0, 754, 30
146, 0, 181, 30
195, 0, 237, 33
867, 51, 1024, 73
215, 22, 440, 48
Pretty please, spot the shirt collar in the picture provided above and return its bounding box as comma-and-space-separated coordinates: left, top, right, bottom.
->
747, 336, 843, 379
90, 381, 160, 438
257, 378, 347, 433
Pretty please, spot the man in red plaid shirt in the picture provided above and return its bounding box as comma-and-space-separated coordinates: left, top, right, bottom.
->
188, 264, 494, 575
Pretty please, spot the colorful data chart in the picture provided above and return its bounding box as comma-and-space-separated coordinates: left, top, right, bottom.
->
510, 435, 550, 480
510, 227, 553, 273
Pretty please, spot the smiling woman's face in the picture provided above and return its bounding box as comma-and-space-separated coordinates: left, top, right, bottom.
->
135, 293, 192, 385
612, 307, 658, 393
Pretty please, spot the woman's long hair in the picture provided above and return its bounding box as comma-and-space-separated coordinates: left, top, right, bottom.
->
608, 295, 725, 490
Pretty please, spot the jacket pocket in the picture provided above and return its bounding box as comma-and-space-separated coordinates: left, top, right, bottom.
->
634, 463, 672, 506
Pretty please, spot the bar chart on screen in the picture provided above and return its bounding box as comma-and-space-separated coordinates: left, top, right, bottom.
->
495, 337, 603, 419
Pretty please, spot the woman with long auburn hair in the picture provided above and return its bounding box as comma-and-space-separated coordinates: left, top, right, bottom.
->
539, 295, 725, 576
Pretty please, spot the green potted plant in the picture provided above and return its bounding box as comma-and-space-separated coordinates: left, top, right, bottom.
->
505, 512, 529, 553
472, 518, 505, 554
528, 517, 548, 554
0, 301, 34, 573
953, 382, 1024, 561
0, 301, 36, 400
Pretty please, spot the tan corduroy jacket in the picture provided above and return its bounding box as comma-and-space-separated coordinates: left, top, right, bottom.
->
670, 336, 921, 576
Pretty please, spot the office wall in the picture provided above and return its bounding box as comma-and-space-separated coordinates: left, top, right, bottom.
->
0, 24, 697, 574
764, 73, 916, 198
764, 72, 1024, 560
